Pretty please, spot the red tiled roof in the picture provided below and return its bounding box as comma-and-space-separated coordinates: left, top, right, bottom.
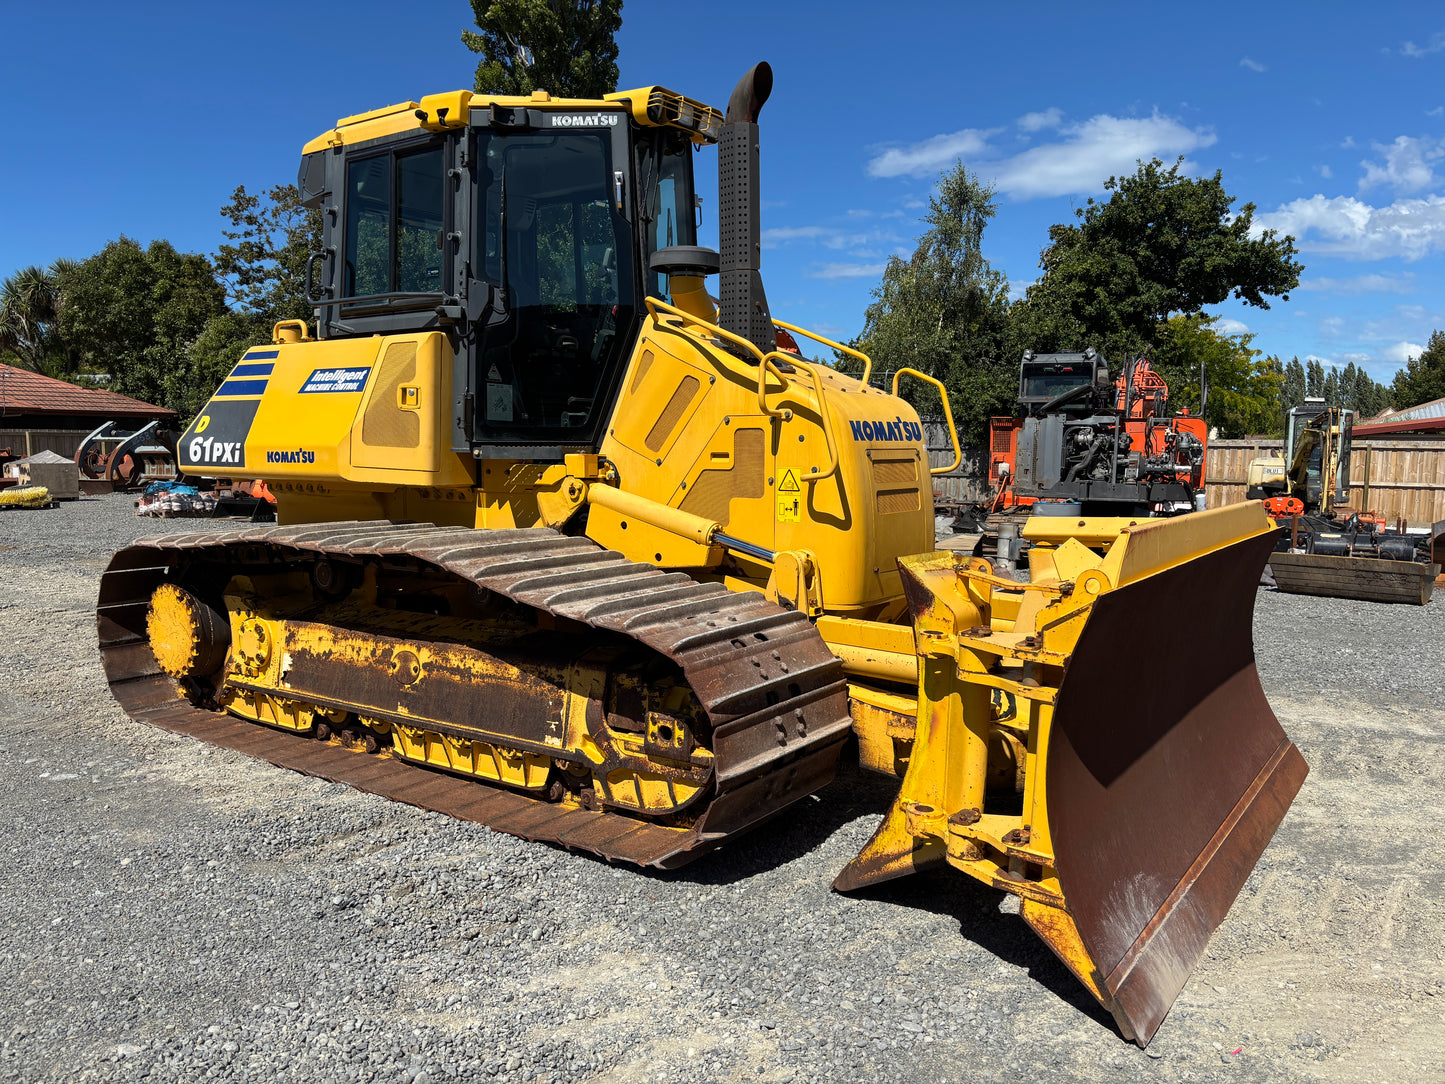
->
0, 363, 175, 419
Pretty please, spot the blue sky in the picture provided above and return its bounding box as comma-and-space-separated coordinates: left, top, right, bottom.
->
2, 1, 1442, 388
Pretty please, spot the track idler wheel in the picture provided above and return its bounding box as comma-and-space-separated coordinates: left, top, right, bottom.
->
147, 584, 230, 679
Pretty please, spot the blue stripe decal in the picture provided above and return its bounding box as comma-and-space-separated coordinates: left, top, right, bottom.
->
242, 349, 280, 360
230, 362, 275, 377
215, 379, 269, 397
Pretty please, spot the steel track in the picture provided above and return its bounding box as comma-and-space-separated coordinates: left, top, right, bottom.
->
97, 522, 853, 868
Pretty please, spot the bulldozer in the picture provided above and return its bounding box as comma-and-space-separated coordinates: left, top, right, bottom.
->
97, 63, 1305, 1046
1247, 401, 1437, 604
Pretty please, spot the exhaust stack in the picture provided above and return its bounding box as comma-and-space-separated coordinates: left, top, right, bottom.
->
718, 62, 776, 356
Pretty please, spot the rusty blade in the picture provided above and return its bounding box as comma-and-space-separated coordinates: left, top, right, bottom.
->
1044, 530, 1307, 1046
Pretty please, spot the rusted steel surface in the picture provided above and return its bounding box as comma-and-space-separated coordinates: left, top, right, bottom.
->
1045, 531, 1308, 1045
97, 523, 852, 868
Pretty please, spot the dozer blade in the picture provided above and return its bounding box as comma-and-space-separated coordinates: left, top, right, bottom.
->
833, 503, 1307, 1046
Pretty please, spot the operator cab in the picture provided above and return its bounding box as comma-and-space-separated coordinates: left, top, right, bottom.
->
298, 90, 715, 461
1018, 349, 1110, 416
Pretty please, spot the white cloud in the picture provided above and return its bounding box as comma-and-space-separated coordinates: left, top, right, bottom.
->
1385, 341, 1426, 363
865, 111, 1214, 198
809, 262, 886, 280
1298, 272, 1416, 294
1358, 135, 1443, 193
761, 225, 903, 251
1215, 317, 1251, 335
986, 113, 1215, 199
1429, 106, 1445, 117
866, 128, 999, 179
1017, 108, 1063, 132
1319, 164, 1333, 179
1007, 279, 1037, 299
1253, 193, 1445, 261
1401, 31, 1445, 58
1240, 57, 1267, 72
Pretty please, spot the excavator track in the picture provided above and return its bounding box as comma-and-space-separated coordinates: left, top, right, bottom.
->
97, 522, 853, 868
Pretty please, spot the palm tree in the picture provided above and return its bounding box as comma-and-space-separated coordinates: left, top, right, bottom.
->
0, 263, 65, 372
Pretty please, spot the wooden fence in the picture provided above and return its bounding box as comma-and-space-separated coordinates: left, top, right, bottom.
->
1206, 436, 1445, 527
0, 428, 90, 460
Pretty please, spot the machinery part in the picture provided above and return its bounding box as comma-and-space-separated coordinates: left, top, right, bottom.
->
834, 504, 1306, 1046
98, 522, 852, 868
1262, 494, 1304, 518
75, 420, 179, 490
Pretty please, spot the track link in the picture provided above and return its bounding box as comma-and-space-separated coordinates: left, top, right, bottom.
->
97, 522, 853, 868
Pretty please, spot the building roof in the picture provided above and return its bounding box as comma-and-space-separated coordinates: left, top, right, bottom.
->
0, 363, 175, 420
1355, 395, 1445, 437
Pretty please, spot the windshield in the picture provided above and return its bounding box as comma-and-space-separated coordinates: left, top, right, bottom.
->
1022, 364, 1096, 401
474, 129, 637, 445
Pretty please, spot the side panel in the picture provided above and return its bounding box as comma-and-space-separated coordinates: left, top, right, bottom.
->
179, 333, 472, 488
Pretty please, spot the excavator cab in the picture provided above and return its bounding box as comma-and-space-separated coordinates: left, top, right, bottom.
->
1283, 402, 1353, 515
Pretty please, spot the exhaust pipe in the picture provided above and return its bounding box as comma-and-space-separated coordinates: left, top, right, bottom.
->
718, 62, 776, 356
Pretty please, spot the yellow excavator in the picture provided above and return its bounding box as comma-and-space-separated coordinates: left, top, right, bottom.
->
97, 64, 1305, 1045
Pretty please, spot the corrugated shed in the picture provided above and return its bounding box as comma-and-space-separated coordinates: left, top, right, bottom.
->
0, 363, 175, 420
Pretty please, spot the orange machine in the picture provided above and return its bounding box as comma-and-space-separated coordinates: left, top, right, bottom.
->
985, 350, 1206, 518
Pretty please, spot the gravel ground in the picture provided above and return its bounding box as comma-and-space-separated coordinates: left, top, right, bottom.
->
1, 493, 1443, 1083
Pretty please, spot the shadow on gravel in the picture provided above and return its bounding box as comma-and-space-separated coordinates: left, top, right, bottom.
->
645, 754, 1121, 1039
852, 869, 1120, 1036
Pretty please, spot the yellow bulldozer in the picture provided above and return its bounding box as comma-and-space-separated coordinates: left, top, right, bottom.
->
98, 64, 1305, 1045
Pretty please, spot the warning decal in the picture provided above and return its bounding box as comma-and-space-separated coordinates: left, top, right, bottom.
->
776, 468, 801, 523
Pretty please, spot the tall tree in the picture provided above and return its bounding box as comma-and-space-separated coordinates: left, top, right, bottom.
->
853, 162, 1014, 445
464, 0, 623, 98
214, 183, 322, 323
1014, 158, 1302, 361
1306, 358, 1324, 398
0, 264, 61, 371
1391, 329, 1445, 408
1282, 356, 1307, 413
55, 238, 226, 413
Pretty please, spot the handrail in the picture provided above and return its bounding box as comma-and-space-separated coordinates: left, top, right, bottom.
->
892, 367, 961, 475
756, 355, 793, 420
764, 351, 839, 480
645, 296, 840, 479
773, 318, 873, 387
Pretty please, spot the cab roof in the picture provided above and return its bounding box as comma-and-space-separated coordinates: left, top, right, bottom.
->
302, 86, 722, 154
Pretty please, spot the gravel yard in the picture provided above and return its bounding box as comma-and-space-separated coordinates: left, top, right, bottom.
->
2, 493, 1443, 1083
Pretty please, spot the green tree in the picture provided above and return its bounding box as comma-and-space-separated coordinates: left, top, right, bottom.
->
214, 183, 322, 323
0, 264, 61, 372
1282, 356, 1306, 413
1306, 358, 1324, 398
852, 162, 1014, 445
1151, 314, 1282, 438
1391, 330, 1445, 408
464, 0, 623, 98
55, 237, 226, 413
1014, 158, 1302, 361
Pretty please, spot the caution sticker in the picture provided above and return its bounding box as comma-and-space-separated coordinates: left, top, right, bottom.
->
776, 469, 801, 523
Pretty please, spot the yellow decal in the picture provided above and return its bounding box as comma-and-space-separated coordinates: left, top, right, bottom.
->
195, 415, 211, 434
776, 469, 801, 523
